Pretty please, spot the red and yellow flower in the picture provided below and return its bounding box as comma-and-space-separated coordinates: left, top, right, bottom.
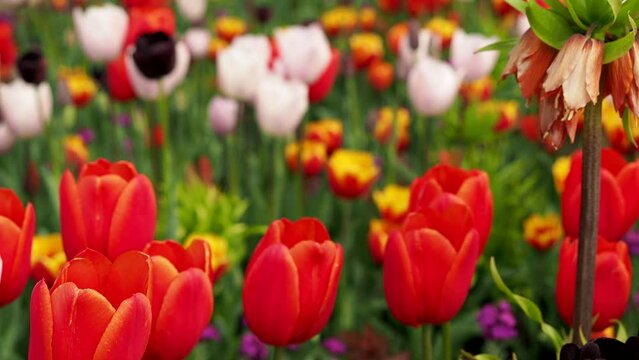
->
321, 6, 358, 37
285, 140, 328, 177
215, 16, 247, 43
58, 67, 97, 108
185, 233, 229, 282
349, 32, 384, 69
373, 107, 411, 151
523, 214, 563, 251
373, 184, 410, 222
424, 17, 457, 49
328, 150, 380, 199
305, 119, 343, 154
368, 219, 400, 264
31, 233, 67, 286
367, 61, 394, 91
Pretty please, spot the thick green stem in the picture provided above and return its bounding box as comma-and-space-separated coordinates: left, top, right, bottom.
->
157, 81, 176, 239
272, 138, 285, 220
272, 346, 283, 360
572, 100, 602, 344
227, 133, 240, 197
442, 323, 452, 360
422, 325, 433, 360
346, 73, 361, 148
339, 200, 354, 330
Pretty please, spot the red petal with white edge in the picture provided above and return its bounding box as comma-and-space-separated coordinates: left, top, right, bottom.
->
243, 244, 300, 346
29, 280, 53, 360
94, 293, 152, 360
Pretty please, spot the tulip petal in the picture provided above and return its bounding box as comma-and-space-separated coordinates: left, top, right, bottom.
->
152, 269, 213, 360
185, 239, 213, 281
29, 280, 53, 360
457, 172, 493, 248
282, 218, 331, 248
617, 162, 639, 233
147, 256, 178, 330
0, 188, 24, 225
94, 293, 152, 360
108, 175, 156, 259
0, 217, 20, 305
143, 240, 192, 272
105, 251, 151, 308
591, 252, 631, 331
60, 171, 88, 259
53, 258, 102, 294
383, 232, 421, 327
243, 244, 300, 346
307, 244, 343, 340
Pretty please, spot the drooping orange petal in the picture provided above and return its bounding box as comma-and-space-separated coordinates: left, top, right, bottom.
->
544, 34, 588, 93
94, 293, 152, 360
108, 176, 156, 259
29, 280, 53, 360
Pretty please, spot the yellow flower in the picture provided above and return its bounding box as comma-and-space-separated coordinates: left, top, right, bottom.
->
185, 233, 229, 281
328, 149, 380, 199
425, 17, 457, 47
374, 107, 411, 151
373, 184, 410, 222
304, 118, 343, 153
321, 6, 358, 36
523, 214, 563, 251
552, 156, 571, 194
285, 140, 327, 177
58, 67, 97, 108
31, 233, 67, 285
359, 7, 377, 31
349, 32, 384, 69
208, 37, 229, 61
64, 135, 89, 170
215, 16, 247, 42
368, 219, 399, 264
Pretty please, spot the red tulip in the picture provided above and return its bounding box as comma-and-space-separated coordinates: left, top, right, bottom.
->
0, 20, 17, 80
29, 249, 153, 360
122, 0, 169, 9
142, 240, 214, 360
309, 48, 341, 103
561, 148, 639, 241
0, 188, 35, 306
60, 158, 156, 260
107, 53, 136, 102
555, 236, 632, 332
243, 218, 343, 346
124, 6, 176, 47
409, 164, 493, 250
384, 202, 480, 326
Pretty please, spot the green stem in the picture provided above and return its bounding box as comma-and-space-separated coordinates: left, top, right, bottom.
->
272, 346, 283, 360
346, 73, 361, 148
422, 325, 433, 360
339, 200, 354, 330
442, 323, 452, 360
157, 81, 176, 239
387, 106, 399, 184
227, 133, 239, 196
272, 138, 285, 220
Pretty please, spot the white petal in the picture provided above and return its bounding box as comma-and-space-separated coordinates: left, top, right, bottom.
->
274, 23, 331, 83
208, 96, 239, 134
176, 0, 207, 23
255, 73, 308, 136
73, 4, 128, 63
1, 79, 50, 138
408, 57, 463, 116
450, 30, 499, 81
217, 35, 271, 101
0, 124, 15, 154
184, 27, 211, 60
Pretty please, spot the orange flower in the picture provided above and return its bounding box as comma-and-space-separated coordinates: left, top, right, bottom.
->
602, 97, 639, 153
328, 150, 380, 199
604, 40, 639, 118
64, 135, 89, 170
460, 77, 494, 102
368, 219, 400, 264
350, 32, 384, 69
58, 68, 97, 107
359, 7, 377, 31
31, 234, 66, 286
285, 140, 328, 177
207, 37, 228, 61
424, 17, 457, 49
367, 61, 394, 91
373, 184, 410, 222
523, 214, 563, 251
321, 6, 358, 37
305, 119, 343, 154
387, 22, 409, 55
373, 107, 410, 151
493, 101, 519, 133
215, 16, 247, 42
552, 156, 571, 194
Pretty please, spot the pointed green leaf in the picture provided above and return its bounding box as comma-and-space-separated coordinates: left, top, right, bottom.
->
566, 0, 619, 28
623, 109, 639, 148
505, 0, 527, 13
476, 39, 518, 53
526, 0, 576, 49
545, 0, 573, 21
604, 17, 637, 63
614, 320, 628, 342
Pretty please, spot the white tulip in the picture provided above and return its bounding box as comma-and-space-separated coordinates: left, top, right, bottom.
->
408, 56, 463, 116
176, 0, 207, 23
0, 124, 15, 154
217, 35, 271, 102
255, 73, 308, 137
274, 23, 331, 84
208, 96, 239, 135
73, 4, 128, 63
125, 41, 191, 101
398, 29, 433, 80
184, 27, 211, 60
1, 79, 53, 139
450, 30, 499, 82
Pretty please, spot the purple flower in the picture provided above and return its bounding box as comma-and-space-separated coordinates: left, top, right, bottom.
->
78, 128, 95, 144
323, 337, 347, 356
113, 113, 132, 127
624, 230, 639, 256
200, 325, 221, 342
240, 332, 268, 360
477, 300, 518, 341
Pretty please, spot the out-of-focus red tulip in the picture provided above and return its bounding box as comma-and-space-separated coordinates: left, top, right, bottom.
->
321, 6, 358, 37
29, 249, 153, 360
387, 23, 408, 55
64, 135, 89, 173
359, 7, 377, 31
556, 236, 631, 332
305, 119, 343, 154
309, 48, 341, 103
523, 214, 563, 251
122, 0, 169, 9
378, 0, 401, 12
561, 148, 639, 241
60, 158, 156, 261
492, 101, 519, 134
460, 77, 494, 103
285, 140, 328, 177
243, 218, 343, 346
0, 188, 35, 306
124, 7, 176, 47
0, 20, 17, 80
368, 219, 399, 264
409, 165, 493, 250
350, 32, 384, 69
425, 17, 457, 49
367, 61, 394, 91
328, 150, 380, 199
384, 203, 480, 326
107, 53, 137, 102
408, 0, 449, 16
142, 240, 214, 359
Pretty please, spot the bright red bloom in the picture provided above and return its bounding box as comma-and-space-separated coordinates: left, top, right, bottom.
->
29, 250, 153, 360
124, 7, 176, 47
409, 165, 493, 250
309, 49, 341, 103
122, 0, 169, 9
383, 203, 480, 326
368, 61, 394, 91
378, 0, 401, 12
328, 150, 380, 199
561, 148, 639, 241
107, 54, 136, 102
387, 23, 408, 55
60, 159, 157, 261
243, 218, 343, 346
555, 237, 631, 332
0, 20, 17, 80
407, 0, 449, 15
142, 240, 214, 360
0, 188, 35, 306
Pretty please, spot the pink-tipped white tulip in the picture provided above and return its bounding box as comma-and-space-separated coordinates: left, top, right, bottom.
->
184, 27, 211, 60
255, 73, 308, 137
450, 30, 499, 82
408, 56, 463, 116
274, 23, 331, 84
73, 4, 128, 63
0, 124, 15, 154
217, 35, 271, 102
176, 0, 207, 23
1, 79, 53, 139
209, 96, 239, 135
398, 29, 433, 79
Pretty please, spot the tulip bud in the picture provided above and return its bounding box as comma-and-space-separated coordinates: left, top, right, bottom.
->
17, 48, 47, 85
133, 32, 177, 79
208, 96, 239, 135
184, 27, 211, 60
73, 4, 128, 63
328, 149, 380, 199
408, 56, 462, 116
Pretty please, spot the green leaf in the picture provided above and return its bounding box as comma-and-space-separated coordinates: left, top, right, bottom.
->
545, 0, 573, 21
505, 0, 527, 13
460, 351, 501, 360
566, 0, 619, 28
623, 108, 638, 148
614, 320, 628, 342
604, 16, 637, 63
475, 39, 518, 53
526, 0, 576, 49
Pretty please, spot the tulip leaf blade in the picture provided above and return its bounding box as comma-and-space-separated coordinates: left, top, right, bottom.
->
613, 320, 628, 342
489, 257, 563, 351
623, 108, 639, 148
505, 0, 527, 13
475, 39, 518, 53
566, 0, 619, 28
604, 16, 637, 63
526, 0, 576, 50
545, 0, 573, 22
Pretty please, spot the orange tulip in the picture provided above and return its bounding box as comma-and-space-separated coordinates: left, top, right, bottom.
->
328, 150, 380, 199
285, 140, 328, 177
523, 214, 563, 251
305, 119, 343, 154
215, 16, 247, 43
359, 7, 377, 31
321, 6, 358, 37
387, 23, 409, 55
0, 188, 35, 306
60, 158, 157, 260
367, 61, 394, 91
349, 32, 384, 69
243, 218, 343, 346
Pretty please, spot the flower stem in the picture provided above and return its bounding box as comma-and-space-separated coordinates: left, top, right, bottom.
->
442, 323, 452, 360
272, 138, 285, 220
272, 346, 283, 360
157, 80, 176, 239
572, 100, 602, 344
422, 325, 433, 360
